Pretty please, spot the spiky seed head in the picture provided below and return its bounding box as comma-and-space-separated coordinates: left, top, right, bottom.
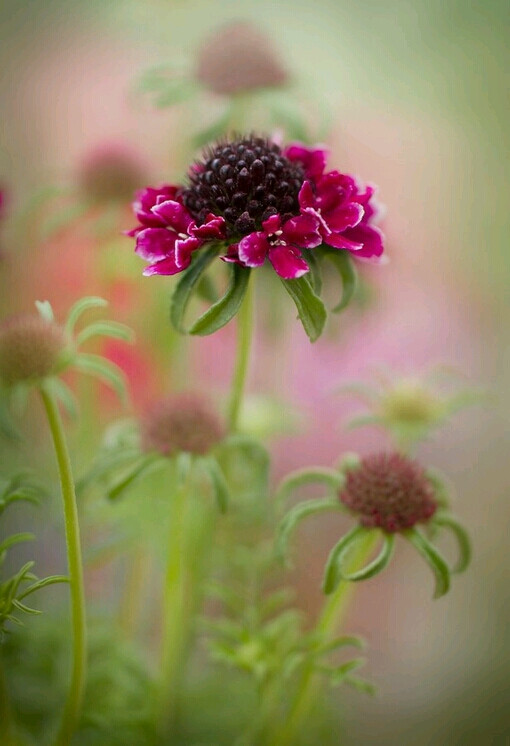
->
339, 452, 438, 532
0, 315, 68, 386
141, 393, 224, 457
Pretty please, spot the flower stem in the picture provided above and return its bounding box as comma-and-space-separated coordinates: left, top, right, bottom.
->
40, 385, 87, 746
227, 276, 254, 432
272, 531, 379, 746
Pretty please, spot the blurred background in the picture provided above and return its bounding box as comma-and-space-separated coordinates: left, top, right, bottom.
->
0, 0, 508, 743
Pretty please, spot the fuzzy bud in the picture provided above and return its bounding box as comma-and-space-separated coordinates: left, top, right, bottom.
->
195, 22, 288, 96
340, 452, 437, 532
0, 315, 68, 386
78, 144, 146, 204
141, 394, 224, 457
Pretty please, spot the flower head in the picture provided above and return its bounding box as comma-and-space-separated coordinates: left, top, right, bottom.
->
141, 393, 224, 457
128, 135, 385, 281
339, 452, 437, 532
195, 22, 288, 96
78, 144, 147, 204
0, 315, 68, 386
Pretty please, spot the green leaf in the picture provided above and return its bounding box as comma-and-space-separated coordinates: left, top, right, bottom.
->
18, 574, 69, 600
170, 246, 219, 333
403, 528, 451, 598
319, 657, 366, 686
275, 467, 345, 512
196, 273, 219, 303
312, 635, 365, 657
432, 513, 472, 573
305, 251, 323, 295
276, 498, 340, 565
189, 265, 251, 336
323, 249, 358, 313
65, 297, 108, 334
344, 675, 377, 696
0, 533, 35, 555
76, 321, 135, 346
280, 275, 327, 342
322, 526, 367, 594
340, 532, 395, 582
35, 300, 54, 322
76, 447, 142, 494
106, 455, 162, 501
202, 457, 229, 513
73, 353, 128, 403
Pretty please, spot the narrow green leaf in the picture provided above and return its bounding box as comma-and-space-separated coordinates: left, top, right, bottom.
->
170, 246, 218, 333
340, 532, 395, 582
76, 447, 142, 494
74, 353, 128, 403
76, 321, 134, 346
305, 251, 323, 295
313, 635, 365, 657
276, 497, 340, 565
0, 533, 35, 555
18, 574, 69, 600
275, 467, 345, 511
323, 249, 358, 313
189, 265, 251, 336
35, 300, 54, 322
403, 528, 451, 598
280, 275, 327, 342
319, 657, 366, 685
107, 455, 162, 501
11, 599, 41, 615
65, 297, 108, 334
433, 513, 472, 573
202, 457, 229, 513
322, 526, 367, 594
196, 273, 219, 303
344, 675, 377, 696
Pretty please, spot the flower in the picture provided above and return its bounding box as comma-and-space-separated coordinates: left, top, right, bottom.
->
128, 135, 385, 281
339, 452, 437, 532
195, 22, 288, 96
78, 143, 147, 205
0, 315, 68, 386
141, 393, 224, 457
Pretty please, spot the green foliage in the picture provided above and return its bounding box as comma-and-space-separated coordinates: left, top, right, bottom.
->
280, 274, 327, 342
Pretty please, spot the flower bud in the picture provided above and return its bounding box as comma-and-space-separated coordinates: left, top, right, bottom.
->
78, 144, 146, 204
0, 315, 68, 386
195, 22, 288, 96
141, 394, 224, 457
340, 452, 437, 532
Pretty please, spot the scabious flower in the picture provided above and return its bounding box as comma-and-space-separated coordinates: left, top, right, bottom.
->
141, 393, 225, 457
277, 451, 471, 599
0, 314, 68, 386
339, 452, 437, 532
128, 135, 384, 280
195, 21, 288, 96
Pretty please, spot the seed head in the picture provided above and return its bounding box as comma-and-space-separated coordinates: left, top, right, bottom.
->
78, 144, 146, 204
195, 22, 288, 96
340, 452, 437, 532
141, 394, 224, 457
0, 315, 68, 386
181, 136, 304, 236
380, 380, 443, 426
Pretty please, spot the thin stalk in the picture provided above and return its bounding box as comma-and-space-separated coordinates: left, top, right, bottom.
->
118, 547, 148, 639
40, 385, 87, 746
157, 469, 191, 733
227, 276, 254, 432
272, 531, 379, 746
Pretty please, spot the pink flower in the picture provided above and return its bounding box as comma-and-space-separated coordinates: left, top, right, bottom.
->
127, 136, 385, 279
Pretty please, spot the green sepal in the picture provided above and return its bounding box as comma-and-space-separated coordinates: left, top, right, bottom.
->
170, 246, 219, 333
338, 532, 395, 583
275, 467, 345, 512
73, 353, 128, 404
322, 526, 366, 594
276, 497, 341, 566
201, 456, 229, 513
76, 321, 134, 346
280, 275, 327, 342
189, 265, 251, 336
432, 513, 472, 573
403, 527, 451, 598
65, 297, 108, 334
322, 249, 358, 313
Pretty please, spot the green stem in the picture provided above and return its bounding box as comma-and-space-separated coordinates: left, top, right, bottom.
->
227, 276, 254, 432
157, 469, 191, 733
40, 385, 87, 746
0, 653, 16, 746
272, 531, 379, 746
118, 547, 148, 639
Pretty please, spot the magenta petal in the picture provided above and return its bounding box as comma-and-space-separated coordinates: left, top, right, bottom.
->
261, 214, 281, 233
238, 232, 269, 267
284, 143, 328, 179
322, 232, 364, 251
343, 225, 385, 259
325, 202, 364, 232
175, 235, 202, 268
282, 214, 322, 248
151, 200, 192, 232
192, 213, 226, 239
133, 185, 177, 226
298, 181, 315, 209
143, 255, 185, 276
135, 227, 177, 261
268, 246, 309, 279
221, 243, 244, 265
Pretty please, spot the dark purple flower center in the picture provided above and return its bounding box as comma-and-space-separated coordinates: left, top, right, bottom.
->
181, 136, 305, 237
